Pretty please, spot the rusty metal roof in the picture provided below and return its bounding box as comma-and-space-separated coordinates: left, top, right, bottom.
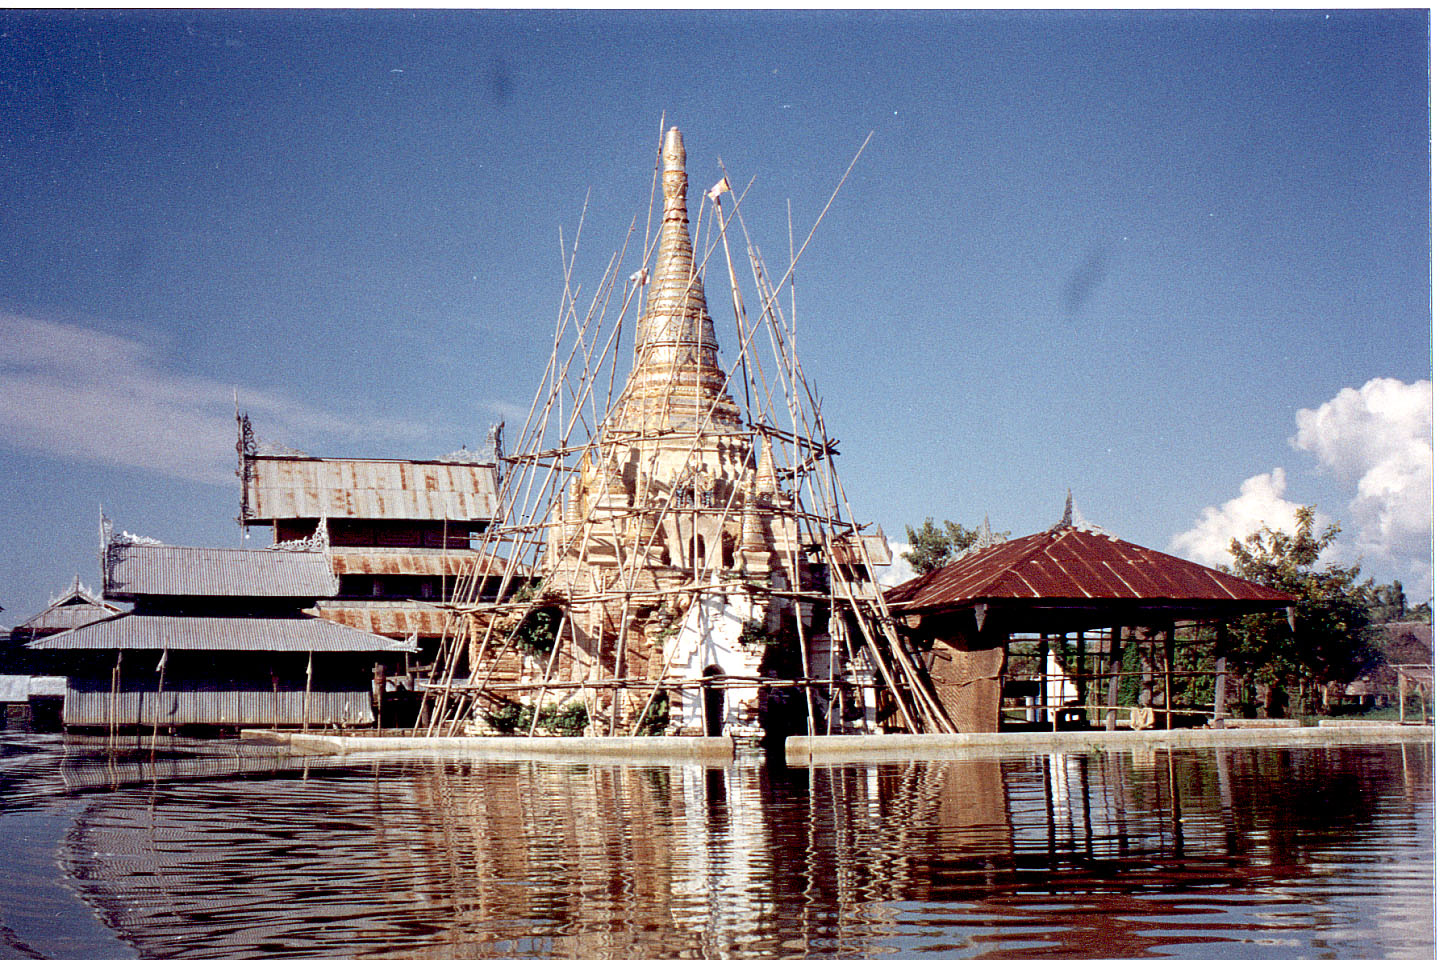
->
242, 455, 499, 522
313, 601, 455, 639
328, 549, 517, 578
105, 542, 338, 600
885, 525, 1294, 624
27, 612, 414, 653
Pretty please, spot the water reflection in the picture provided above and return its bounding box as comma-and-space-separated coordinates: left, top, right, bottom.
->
1, 738, 1431, 959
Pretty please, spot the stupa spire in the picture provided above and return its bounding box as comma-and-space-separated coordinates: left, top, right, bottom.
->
613, 128, 740, 433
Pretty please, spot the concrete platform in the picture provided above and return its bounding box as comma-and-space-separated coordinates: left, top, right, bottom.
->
242, 729, 737, 762
240, 723, 1432, 766
785, 723, 1434, 764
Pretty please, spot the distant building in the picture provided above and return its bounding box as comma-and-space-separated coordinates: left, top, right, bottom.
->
1346, 621, 1433, 710
1, 576, 119, 730
4, 575, 122, 668
26, 522, 413, 731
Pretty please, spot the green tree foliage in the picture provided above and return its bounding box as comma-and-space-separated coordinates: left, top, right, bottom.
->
516, 605, 563, 659
1368, 580, 1409, 624
483, 699, 589, 736
1368, 580, 1431, 624
1225, 506, 1379, 711
902, 518, 1005, 574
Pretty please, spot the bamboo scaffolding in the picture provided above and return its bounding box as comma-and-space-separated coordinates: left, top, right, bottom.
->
417, 127, 944, 738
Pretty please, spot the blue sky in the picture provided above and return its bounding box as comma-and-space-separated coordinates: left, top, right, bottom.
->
1, 9, 1431, 624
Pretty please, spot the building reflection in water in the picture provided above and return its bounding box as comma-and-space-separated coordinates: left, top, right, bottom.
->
42, 742, 1434, 960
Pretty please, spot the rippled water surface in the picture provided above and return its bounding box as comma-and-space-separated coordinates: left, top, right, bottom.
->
0, 735, 1431, 959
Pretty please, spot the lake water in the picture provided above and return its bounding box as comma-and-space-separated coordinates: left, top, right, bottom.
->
0, 735, 1431, 959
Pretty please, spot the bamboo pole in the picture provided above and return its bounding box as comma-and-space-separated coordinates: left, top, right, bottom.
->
109, 649, 122, 750
302, 651, 313, 733
150, 647, 167, 755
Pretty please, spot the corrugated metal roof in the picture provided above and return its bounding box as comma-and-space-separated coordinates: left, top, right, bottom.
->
28, 612, 415, 653
886, 525, 1294, 616
17, 596, 124, 634
0, 675, 32, 702
14, 578, 123, 635
105, 542, 338, 600
242, 455, 499, 522
828, 532, 893, 567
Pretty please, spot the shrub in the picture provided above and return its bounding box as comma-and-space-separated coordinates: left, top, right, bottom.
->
482, 699, 588, 736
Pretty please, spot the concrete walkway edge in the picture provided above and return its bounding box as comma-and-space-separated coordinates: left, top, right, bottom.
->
242, 730, 737, 761
242, 724, 1432, 765
785, 724, 1434, 764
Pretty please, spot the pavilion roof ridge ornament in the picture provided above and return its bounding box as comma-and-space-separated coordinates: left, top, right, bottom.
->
976, 514, 1000, 550
1050, 490, 1116, 538
1058, 489, 1075, 528
48, 573, 105, 608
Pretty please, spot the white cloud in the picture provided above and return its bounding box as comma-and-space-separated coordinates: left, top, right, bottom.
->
1168, 468, 1321, 569
876, 539, 917, 588
0, 313, 428, 484
1292, 378, 1432, 570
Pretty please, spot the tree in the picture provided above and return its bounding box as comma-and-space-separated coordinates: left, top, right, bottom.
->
1368, 580, 1409, 624
902, 518, 1006, 574
1368, 580, 1431, 624
1225, 506, 1379, 714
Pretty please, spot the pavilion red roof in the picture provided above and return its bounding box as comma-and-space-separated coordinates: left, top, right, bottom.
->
885, 525, 1293, 624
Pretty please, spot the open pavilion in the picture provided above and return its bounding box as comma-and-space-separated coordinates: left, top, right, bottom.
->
884, 499, 1296, 733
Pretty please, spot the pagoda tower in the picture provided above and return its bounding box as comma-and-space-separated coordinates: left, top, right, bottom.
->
611, 127, 742, 435
540, 128, 803, 736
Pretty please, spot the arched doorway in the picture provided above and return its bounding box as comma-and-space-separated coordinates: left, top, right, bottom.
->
702, 665, 725, 736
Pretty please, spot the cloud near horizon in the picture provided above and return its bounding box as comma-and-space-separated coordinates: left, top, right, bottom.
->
0, 312, 431, 484
1291, 378, 1432, 573
877, 539, 917, 588
1168, 468, 1322, 569
1171, 377, 1432, 592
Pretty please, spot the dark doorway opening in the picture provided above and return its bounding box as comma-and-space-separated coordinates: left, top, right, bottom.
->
702, 665, 725, 736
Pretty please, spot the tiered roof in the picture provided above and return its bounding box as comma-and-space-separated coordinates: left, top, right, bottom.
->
28, 612, 409, 653
28, 527, 412, 656
104, 540, 339, 601
241, 454, 499, 523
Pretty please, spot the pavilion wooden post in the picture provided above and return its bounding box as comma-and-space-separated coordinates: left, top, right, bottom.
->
1399, 671, 1407, 723
1212, 622, 1229, 729
1038, 635, 1051, 730
1075, 630, 1088, 720
1162, 624, 1175, 731
1105, 625, 1123, 731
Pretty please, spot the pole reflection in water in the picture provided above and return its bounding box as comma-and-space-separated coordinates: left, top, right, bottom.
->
0, 736, 1430, 959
